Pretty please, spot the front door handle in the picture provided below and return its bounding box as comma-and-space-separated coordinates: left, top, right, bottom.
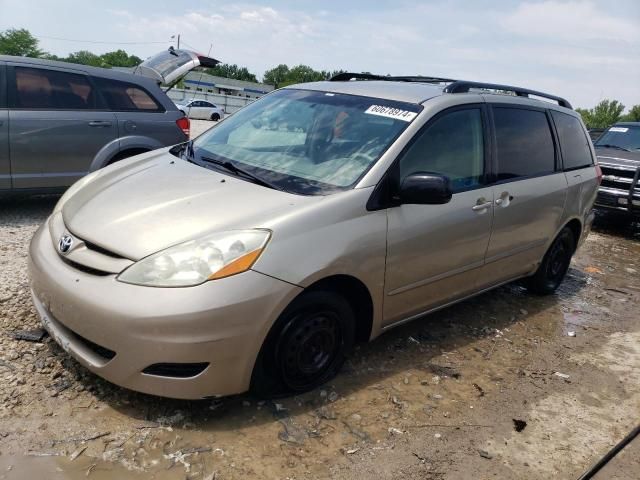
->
88, 121, 112, 127
472, 200, 493, 211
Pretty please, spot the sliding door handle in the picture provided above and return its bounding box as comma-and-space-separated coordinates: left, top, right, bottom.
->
88, 121, 112, 127
472, 201, 493, 211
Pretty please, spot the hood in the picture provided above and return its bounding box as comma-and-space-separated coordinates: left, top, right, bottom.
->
62, 152, 317, 260
595, 147, 640, 169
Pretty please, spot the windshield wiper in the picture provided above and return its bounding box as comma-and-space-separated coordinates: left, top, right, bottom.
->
595, 144, 631, 152
199, 154, 284, 191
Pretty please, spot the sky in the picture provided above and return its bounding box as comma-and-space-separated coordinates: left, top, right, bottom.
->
1, 0, 638, 110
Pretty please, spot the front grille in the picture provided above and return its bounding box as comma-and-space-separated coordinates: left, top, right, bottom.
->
75, 334, 116, 361
142, 363, 209, 378
84, 240, 126, 259
596, 192, 620, 207
59, 255, 112, 276
600, 164, 640, 194
44, 308, 117, 362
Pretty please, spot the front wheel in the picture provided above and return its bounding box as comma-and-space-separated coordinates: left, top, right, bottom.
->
251, 291, 354, 398
526, 227, 575, 295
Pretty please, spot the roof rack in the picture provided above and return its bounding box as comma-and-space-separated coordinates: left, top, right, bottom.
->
329, 72, 456, 84
329, 73, 572, 109
444, 81, 572, 109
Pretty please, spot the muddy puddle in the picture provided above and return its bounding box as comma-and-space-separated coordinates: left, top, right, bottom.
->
1, 205, 639, 479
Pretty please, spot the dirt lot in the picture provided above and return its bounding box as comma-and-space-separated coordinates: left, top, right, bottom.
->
1, 138, 639, 479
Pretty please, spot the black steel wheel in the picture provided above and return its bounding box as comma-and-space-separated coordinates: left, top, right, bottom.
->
526, 227, 575, 295
251, 291, 354, 397
211, 112, 221, 121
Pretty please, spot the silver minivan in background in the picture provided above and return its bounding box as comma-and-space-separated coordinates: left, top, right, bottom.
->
28, 74, 601, 399
0, 48, 219, 192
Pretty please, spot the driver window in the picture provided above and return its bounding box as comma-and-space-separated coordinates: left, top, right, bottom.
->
399, 108, 484, 192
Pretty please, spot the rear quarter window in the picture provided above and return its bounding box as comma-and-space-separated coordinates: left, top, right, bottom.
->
93, 77, 163, 112
493, 107, 556, 180
551, 111, 593, 170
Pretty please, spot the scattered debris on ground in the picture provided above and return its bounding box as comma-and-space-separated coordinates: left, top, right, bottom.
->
1, 197, 639, 479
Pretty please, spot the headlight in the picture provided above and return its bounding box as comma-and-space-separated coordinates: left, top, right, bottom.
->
53, 169, 104, 215
117, 230, 271, 287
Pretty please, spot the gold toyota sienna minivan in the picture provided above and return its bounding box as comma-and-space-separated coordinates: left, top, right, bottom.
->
29, 74, 601, 399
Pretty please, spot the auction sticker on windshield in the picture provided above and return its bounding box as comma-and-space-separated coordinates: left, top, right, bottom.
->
610, 127, 629, 133
365, 105, 417, 122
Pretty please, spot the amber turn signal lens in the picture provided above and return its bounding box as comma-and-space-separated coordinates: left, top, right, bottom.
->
208, 248, 264, 280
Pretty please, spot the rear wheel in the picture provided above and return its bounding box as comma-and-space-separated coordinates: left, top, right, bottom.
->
526, 227, 575, 295
210, 112, 221, 121
251, 291, 354, 398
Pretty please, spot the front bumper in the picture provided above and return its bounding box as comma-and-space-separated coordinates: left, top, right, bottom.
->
28, 221, 301, 399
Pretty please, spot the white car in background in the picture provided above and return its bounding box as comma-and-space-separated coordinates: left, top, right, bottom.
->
176, 99, 225, 121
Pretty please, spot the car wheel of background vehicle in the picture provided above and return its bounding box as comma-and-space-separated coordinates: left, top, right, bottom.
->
251, 291, 355, 398
210, 112, 221, 121
526, 227, 575, 295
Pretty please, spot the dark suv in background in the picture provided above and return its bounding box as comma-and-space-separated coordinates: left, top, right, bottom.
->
0, 48, 218, 192
593, 122, 640, 216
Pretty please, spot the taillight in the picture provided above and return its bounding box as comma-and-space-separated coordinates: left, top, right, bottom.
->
176, 116, 190, 138
595, 163, 603, 184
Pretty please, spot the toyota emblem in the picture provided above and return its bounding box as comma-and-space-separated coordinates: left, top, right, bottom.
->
58, 234, 74, 254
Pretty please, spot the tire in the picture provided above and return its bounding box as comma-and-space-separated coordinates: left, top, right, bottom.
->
210, 112, 221, 121
526, 227, 575, 295
251, 291, 355, 398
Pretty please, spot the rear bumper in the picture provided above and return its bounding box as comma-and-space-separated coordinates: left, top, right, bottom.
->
28, 221, 302, 399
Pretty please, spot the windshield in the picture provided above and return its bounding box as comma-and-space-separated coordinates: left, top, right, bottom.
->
595, 126, 640, 151
191, 89, 421, 195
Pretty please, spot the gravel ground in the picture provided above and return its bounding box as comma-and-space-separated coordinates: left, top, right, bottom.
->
0, 163, 639, 479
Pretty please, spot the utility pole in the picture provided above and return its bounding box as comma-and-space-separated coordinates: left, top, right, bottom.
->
177, 34, 180, 49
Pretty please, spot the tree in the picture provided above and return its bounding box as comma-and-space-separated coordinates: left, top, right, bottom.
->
100, 49, 142, 68
205, 64, 258, 83
622, 105, 640, 122
263, 64, 290, 88
64, 50, 104, 67
0, 28, 45, 57
576, 99, 625, 129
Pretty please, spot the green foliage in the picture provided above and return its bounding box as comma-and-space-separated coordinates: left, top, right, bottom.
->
100, 49, 142, 67
65, 50, 104, 67
0, 28, 45, 57
58, 49, 142, 69
263, 64, 291, 88
576, 99, 625, 129
621, 105, 640, 123
205, 64, 258, 83
262, 65, 350, 88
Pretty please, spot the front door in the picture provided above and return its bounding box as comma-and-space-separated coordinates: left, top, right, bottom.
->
480, 105, 567, 286
384, 106, 494, 326
191, 101, 207, 119
8, 64, 118, 189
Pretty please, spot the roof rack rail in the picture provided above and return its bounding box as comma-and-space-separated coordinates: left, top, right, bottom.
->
330, 72, 456, 84
444, 81, 572, 109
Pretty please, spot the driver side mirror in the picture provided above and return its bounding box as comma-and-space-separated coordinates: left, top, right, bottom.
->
399, 172, 452, 205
